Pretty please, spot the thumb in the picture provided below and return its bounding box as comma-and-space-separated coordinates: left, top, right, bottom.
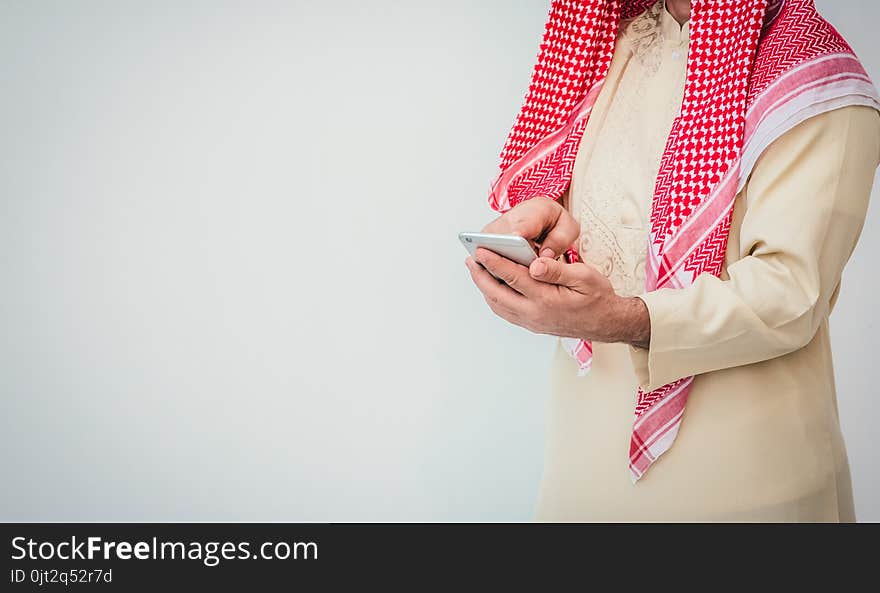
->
529, 257, 587, 288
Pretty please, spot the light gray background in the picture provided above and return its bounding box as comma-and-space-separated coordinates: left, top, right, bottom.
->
1, 0, 877, 521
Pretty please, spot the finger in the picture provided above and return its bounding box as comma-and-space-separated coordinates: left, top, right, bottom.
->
536, 208, 580, 259
466, 258, 533, 329
480, 215, 511, 235
503, 197, 558, 243
466, 256, 526, 312
473, 247, 542, 297
503, 198, 579, 259
529, 257, 590, 288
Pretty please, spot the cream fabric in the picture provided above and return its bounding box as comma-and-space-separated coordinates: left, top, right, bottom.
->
537, 1, 880, 522
567, 1, 688, 299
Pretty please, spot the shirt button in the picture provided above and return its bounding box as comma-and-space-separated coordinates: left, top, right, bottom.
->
671, 50, 682, 60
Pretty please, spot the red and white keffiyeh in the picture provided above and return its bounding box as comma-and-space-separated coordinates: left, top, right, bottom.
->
489, 0, 879, 481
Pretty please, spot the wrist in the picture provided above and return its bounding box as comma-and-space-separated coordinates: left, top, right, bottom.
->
608, 296, 651, 348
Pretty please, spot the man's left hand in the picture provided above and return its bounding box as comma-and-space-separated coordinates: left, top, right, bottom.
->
465, 247, 651, 347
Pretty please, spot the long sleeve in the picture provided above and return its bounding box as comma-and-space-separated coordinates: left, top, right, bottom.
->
629, 105, 880, 392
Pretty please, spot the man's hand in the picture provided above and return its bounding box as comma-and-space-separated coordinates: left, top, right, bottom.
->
465, 248, 651, 347
480, 196, 579, 259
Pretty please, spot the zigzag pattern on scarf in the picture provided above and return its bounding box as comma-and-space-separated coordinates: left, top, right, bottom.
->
749, 1, 857, 103
489, 0, 877, 480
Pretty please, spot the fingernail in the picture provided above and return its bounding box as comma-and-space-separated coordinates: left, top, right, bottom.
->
531, 260, 547, 276
539, 248, 555, 258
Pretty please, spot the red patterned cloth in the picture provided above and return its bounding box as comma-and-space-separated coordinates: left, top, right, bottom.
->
489, 0, 879, 481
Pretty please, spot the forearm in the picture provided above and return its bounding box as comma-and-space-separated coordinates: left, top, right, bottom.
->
605, 295, 651, 349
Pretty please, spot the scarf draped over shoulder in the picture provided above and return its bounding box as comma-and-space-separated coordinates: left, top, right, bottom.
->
489, 0, 880, 481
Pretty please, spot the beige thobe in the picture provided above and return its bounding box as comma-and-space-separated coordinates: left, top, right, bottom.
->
537, 0, 880, 522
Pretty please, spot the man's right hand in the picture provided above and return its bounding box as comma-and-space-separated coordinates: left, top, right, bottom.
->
480, 196, 580, 259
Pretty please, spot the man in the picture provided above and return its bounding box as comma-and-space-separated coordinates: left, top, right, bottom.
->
466, 0, 880, 520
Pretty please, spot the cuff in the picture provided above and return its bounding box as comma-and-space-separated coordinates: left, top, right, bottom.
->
627, 343, 651, 390
628, 291, 689, 392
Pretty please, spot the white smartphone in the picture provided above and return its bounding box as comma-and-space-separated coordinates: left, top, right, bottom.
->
459, 232, 537, 267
